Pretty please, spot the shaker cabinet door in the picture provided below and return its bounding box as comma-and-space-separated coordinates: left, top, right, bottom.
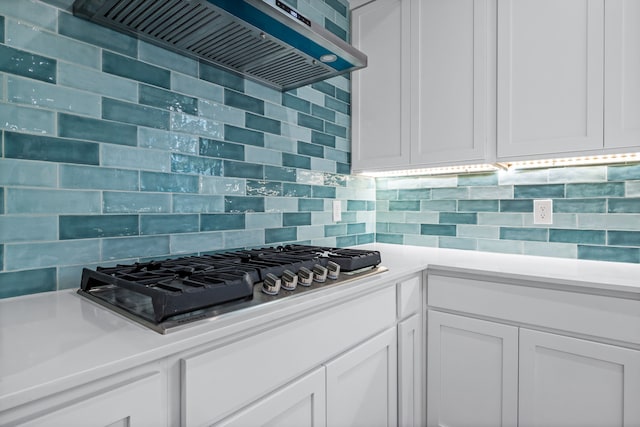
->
497, 0, 604, 159
519, 328, 640, 427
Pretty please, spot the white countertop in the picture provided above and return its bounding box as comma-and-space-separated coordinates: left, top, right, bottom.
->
2, 243, 640, 412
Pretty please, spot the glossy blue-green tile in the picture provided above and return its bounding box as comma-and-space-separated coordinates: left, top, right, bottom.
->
265, 227, 297, 244
421, 224, 457, 236
5, 132, 97, 165
201, 213, 245, 231
0, 103, 55, 135
282, 153, 311, 170
224, 124, 264, 147
103, 98, 170, 130
376, 190, 398, 201
58, 12, 136, 56
347, 223, 367, 235
514, 184, 564, 199
7, 18, 98, 68
389, 201, 420, 211
458, 173, 499, 187
323, 148, 348, 164
7, 188, 100, 214
170, 113, 223, 138
555, 199, 606, 213
6, 240, 100, 270
357, 233, 375, 245
439, 236, 476, 251
608, 163, 640, 181
200, 138, 244, 160
0, 158, 57, 187
325, 18, 347, 40
247, 180, 283, 196
171, 154, 223, 176
283, 212, 311, 226
0, 216, 57, 243
421, 200, 457, 211
225, 196, 265, 213
432, 187, 468, 200
224, 89, 264, 114
299, 198, 324, 212
60, 215, 138, 239
283, 93, 310, 113
458, 200, 499, 212
0, 188, 3, 214
325, 96, 349, 114
500, 227, 548, 242
245, 146, 281, 166
139, 128, 198, 154
324, 173, 348, 187
311, 104, 336, 122
9, 76, 100, 116
336, 235, 358, 247
103, 51, 169, 89
265, 166, 297, 182
325, 224, 347, 237
139, 41, 198, 77
0, 268, 56, 299
311, 131, 336, 148
298, 141, 324, 158
312, 186, 336, 199
103, 192, 171, 213
578, 245, 639, 263
0, 44, 55, 84
312, 81, 335, 97
325, 122, 347, 139
608, 198, 640, 213
283, 183, 312, 198
566, 183, 624, 198
0, 1, 55, 29
140, 171, 199, 193
223, 160, 264, 179
200, 63, 244, 92
549, 229, 605, 245
60, 165, 139, 191
101, 145, 169, 172
398, 189, 431, 200
173, 195, 223, 213
341, 212, 359, 222
102, 235, 170, 261
376, 233, 404, 244
139, 84, 198, 115
336, 163, 350, 175
141, 214, 199, 235
367, 201, 376, 211
347, 200, 367, 211
0, 16, 3, 43
500, 199, 533, 212
58, 62, 137, 102
58, 113, 137, 146
377, 222, 389, 233
245, 213, 281, 229
298, 113, 324, 131
608, 230, 640, 247
440, 212, 477, 224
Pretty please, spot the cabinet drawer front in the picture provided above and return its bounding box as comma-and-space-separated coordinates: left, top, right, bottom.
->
427, 272, 640, 345
397, 275, 421, 319
181, 286, 396, 426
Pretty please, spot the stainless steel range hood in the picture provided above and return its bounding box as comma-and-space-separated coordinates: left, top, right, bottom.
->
72, 0, 367, 90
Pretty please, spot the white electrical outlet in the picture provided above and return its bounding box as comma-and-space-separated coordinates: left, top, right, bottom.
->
332, 200, 342, 222
533, 199, 553, 224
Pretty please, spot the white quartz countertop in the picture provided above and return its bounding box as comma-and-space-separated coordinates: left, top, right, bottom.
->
2, 243, 640, 412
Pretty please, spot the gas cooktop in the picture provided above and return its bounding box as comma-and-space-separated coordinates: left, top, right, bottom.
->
78, 245, 386, 333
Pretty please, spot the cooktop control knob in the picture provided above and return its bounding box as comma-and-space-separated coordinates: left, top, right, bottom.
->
312, 264, 328, 283
262, 273, 281, 295
298, 267, 313, 286
281, 269, 298, 291
327, 261, 340, 280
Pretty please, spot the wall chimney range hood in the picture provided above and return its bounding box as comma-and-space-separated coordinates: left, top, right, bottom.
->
72, 0, 367, 90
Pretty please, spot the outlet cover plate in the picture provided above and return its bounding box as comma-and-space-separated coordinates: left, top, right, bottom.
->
534, 199, 553, 224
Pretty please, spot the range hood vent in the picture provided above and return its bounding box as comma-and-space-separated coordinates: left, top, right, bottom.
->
72, 0, 367, 90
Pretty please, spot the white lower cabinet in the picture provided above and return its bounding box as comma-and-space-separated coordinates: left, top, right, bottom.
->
426, 311, 518, 427
519, 329, 640, 427
398, 314, 422, 427
326, 328, 398, 427
214, 367, 326, 427
18, 372, 165, 427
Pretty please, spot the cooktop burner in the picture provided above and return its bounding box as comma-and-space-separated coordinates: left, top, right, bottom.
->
78, 245, 386, 333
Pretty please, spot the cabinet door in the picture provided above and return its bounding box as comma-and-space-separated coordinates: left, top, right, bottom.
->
604, 0, 640, 149
326, 328, 398, 427
497, 0, 604, 159
398, 314, 422, 427
427, 311, 518, 427
519, 329, 640, 427
214, 367, 326, 427
19, 372, 164, 427
412, 0, 494, 166
351, 0, 411, 171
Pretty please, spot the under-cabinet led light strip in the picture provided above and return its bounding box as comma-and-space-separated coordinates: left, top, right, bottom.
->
359, 152, 640, 177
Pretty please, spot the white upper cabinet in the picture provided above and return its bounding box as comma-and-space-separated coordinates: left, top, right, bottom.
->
412, 0, 495, 166
496, 0, 605, 160
604, 0, 640, 149
351, 0, 411, 171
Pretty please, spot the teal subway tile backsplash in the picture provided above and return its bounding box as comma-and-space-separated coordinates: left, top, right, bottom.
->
5, 132, 99, 165
59, 113, 137, 146
140, 214, 200, 235
102, 51, 170, 89
60, 215, 139, 240
0, 44, 56, 83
